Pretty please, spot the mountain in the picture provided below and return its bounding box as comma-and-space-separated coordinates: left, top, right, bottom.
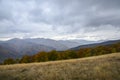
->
71, 39, 120, 50
58, 39, 101, 48
24, 38, 101, 49
24, 38, 68, 50
70, 39, 102, 45
0, 45, 18, 62
58, 40, 80, 48
0, 38, 55, 62
0, 38, 101, 62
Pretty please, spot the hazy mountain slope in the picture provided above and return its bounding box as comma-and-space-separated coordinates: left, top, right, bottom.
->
1, 38, 119, 62
72, 39, 103, 45
0, 39, 101, 49
0, 45, 19, 62
71, 39, 120, 50
25, 38, 69, 50
58, 40, 100, 48
6, 38, 55, 54
0, 38, 55, 62
58, 40, 80, 48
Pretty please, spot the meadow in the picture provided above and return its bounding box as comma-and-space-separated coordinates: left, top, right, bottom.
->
0, 53, 120, 80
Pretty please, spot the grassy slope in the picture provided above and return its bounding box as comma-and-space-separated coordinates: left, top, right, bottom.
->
0, 53, 120, 80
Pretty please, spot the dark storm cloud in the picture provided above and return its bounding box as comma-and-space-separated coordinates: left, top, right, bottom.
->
0, 0, 120, 40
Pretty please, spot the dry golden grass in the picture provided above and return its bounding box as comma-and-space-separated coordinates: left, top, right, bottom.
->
0, 53, 120, 80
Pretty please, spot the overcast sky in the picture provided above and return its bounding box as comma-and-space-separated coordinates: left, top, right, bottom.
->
0, 0, 120, 41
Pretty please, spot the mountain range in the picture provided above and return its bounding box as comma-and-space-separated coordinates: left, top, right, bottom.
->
71, 39, 120, 50
0, 38, 109, 62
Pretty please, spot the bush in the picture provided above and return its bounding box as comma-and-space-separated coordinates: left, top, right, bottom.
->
4, 58, 15, 65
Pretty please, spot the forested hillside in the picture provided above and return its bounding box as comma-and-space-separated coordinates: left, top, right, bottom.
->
2, 42, 120, 65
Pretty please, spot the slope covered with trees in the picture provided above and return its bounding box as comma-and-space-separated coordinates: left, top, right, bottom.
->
2, 42, 120, 65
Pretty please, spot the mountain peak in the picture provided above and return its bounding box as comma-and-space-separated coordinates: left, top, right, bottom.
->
8, 38, 21, 41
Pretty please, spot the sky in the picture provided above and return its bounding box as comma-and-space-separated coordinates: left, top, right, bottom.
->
0, 0, 120, 41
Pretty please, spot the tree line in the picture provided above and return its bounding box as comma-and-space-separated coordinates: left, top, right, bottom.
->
2, 42, 120, 65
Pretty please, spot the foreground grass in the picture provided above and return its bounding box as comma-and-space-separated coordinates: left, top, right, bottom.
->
0, 53, 120, 80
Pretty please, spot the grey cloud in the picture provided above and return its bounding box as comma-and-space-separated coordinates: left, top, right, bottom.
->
30, 0, 120, 27
0, 0, 120, 41
94, 0, 120, 10
86, 13, 120, 27
0, 0, 13, 21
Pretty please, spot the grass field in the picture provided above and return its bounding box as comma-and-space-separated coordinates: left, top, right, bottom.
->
0, 53, 120, 80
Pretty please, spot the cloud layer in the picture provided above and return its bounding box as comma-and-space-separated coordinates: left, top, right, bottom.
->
0, 0, 120, 41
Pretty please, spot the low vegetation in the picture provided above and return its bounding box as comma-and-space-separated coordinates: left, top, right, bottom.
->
0, 53, 120, 80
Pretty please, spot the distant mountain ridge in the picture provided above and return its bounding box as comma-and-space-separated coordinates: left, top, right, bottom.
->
0, 38, 55, 62
24, 38, 68, 50
0, 38, 106, 62
71, 39, 120, 50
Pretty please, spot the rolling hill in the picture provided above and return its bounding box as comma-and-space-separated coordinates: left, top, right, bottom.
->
0, 53, 120, 80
